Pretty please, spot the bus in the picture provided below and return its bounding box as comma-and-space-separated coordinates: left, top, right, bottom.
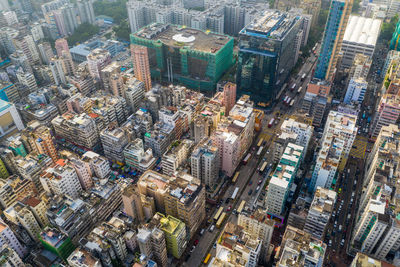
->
256, 146, 263, 157
297, 86, 303, 94
237, 200, 246, 214
216, 212, 226, 228
213, 207, 224, 222
268, 118, 275, 128
259, 161, 268, 173
290, 83, 296, 91
257, 138, 264, 147
301, 73, 306, 81
289, 99, 295, 107
204, 254, 211, 264
232, 171, 240, 183
243, 153, 251, 164
231, 187, 239, 200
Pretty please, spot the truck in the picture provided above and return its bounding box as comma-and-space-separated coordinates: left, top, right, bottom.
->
297, 86, 303, 94
268, 118, 275, 128
243, 153, 251, 165
290, 83, 296, 91
301, 73, 306, 81
289, 99, 295, 107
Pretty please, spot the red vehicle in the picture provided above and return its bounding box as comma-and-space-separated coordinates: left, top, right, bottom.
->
258, 179, 262, 185
268, 118, 275, 128
227, 205, 232, 212
194, 239, 199, 246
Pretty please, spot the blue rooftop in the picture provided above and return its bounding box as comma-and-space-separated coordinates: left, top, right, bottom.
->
0, 99, 11, 113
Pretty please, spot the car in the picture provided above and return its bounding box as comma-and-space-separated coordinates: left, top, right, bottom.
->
227, 205, 232, 212
248, 189, 253, 195
225, 198, 230, 204
194, 239, 199, 246
213, 243, 217, 249
258, 179, 262, 185
249, 181, 253, 186
200, 229, 205, 236
190, 246, 196, 253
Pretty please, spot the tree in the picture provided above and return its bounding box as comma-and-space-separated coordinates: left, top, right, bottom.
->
380, 14, 399, 42
93, 0, 128, 24
67, 23, 100, 45
352, 0, 361, 14
113, 20, 130, 41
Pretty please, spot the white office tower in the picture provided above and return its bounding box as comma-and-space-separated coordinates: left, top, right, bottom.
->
310, 110, 357, 193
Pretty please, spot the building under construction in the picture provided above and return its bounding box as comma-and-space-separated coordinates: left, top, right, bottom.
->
130, 23, 234, 93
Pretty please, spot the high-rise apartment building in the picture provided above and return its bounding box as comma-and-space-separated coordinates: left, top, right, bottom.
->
236, 10, 301, 104
310, 110, 357, 192
51, 112, 101, 152
223, 82, 236, 115
137, 170, 205, 238
39, 227, 75, 261
124, 76, 145, 112
212, 222, 262, 267
87, 48, 112, 82
304, 187, 337, 240
190, 137, 219, 189
40, 159, 83, 199
0, 81, 20, 104
276, 226, 327, 266
0, 244, 24, 266
0, 222, 26, 258
162, 139, 193, 176
131, 45, 152, 92
55, 38, 70, 57
265, 143, 304, 216
76, 0, 95, 24
149, 212, 187, 259
371, 82, 400, 137
136, 227, 168, 267
50, 57, 67, 85
124, 138, 157, 173
0, 99, 24, 138
314, 0, 353, 81
100, 125, 129, 163
25, 121, 58, 163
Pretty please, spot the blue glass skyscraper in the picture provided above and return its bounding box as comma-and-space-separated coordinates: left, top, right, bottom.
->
236, 10, 301, 105
314, 0, 352, 81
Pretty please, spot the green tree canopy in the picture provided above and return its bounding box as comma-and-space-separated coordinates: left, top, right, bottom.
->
67, 23, 100, 45
380, 14, 399, 42
93, 0, 128, 24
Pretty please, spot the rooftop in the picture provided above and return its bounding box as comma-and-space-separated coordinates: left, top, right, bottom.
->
40, 227, 68, 248
242, 10, 300, 41
343, 16, 382, 47
133, 23, 232, 54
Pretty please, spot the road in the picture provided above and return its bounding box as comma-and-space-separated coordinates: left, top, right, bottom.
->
183, 44, 320, 267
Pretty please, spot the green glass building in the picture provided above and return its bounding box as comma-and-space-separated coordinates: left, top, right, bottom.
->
390, 18, 400, 51
39, 227, 75, 262
130, 23, 234, 93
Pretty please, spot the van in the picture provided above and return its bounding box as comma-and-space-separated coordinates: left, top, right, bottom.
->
209, 225, 215, 232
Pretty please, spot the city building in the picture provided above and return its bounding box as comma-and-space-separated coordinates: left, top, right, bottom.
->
0, 222, 26, 258
371, 82, 400, 137
131, 23, 233, 92
81, 151, 111, 179
276, 226, 327, 266
0, 81, 20, 103
303, 187, 337, 240
122, 185, 146, 223
40, 159, 83, 199
39, 227, 75, 261
131, 45, 152, 92
211, 222, 262, 267
67, 247, 101, 267
51, 112, 101, 152
341, 16, 381, 69
0, 99, 24, 138
100, 125, 129, 163
314, 0, 353, 81
87, 48, 112, 82
223, 82, 236, 115
190, 137, 219, 190
350, 253, 395, 267
301, 80, 331, 127
238, 208, 275, 262
0, 244, 24, 266
76, 0, 95, 24
0, 175, 35, 209
344, 77, 368, 104
149, 212, 187, 259
162, 139, 193, 176
124, 76, 145, 112
211, 95, 255, 177
265, 143, 304, 216
236, 10, 301, 104
310, 110, 357, 192
137, 170, 205, 238
136, 227, 168, 267
24, 121, 58, 162
124, 138, 156, 173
